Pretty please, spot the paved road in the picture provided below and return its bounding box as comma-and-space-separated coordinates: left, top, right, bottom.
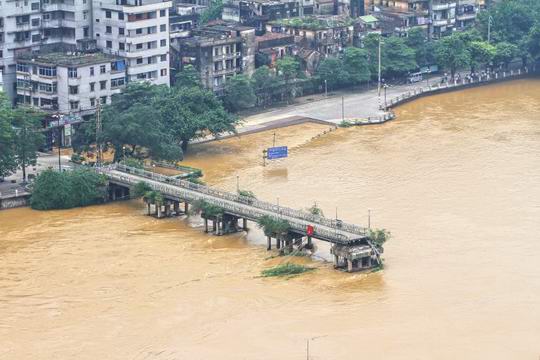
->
239, 77, 442, 128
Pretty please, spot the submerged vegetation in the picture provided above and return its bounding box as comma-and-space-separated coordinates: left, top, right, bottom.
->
191, 199, 224, 217
30, 169, 107, 210
261, 262, 314, 277
257, 215, 290, 237
368, 229, 391, 249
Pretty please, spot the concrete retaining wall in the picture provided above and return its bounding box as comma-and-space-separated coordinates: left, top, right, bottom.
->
0, 194, 31, 210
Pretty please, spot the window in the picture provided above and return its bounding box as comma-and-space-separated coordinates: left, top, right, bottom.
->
160, 39, 166, 47
38, 82, 55, 93
16, 64, 29, 73
69, 85, 78, 95
160, 69, 167, 76
31, 34, 40, 42
83, 27, 89, 38
118, 12, 124, 20
148, 26, 156, 34
39, 66, 56, 77
160, 24, 166, 32
31, 2, 39, 10
42, 13, 50, 20
106, 26, 112, 34
119, 27, 124, 35
160, 54, 167, 62
68, 67, 77, 78
100, 65, 106, 74
90, 98, 95, 107
100, 80, 107, 90
90, 82, 95, 92
83, 11, 88, 20
136, 28, 143, 35
70, 101, 79, 110
105, 10, 111, 18
136, 43, 143, 50
160, 9, 166, 17
106, 40, 112, 48
111, 77, 125, 88
90, 67, 94, 76
100, 96, 107, 104
119, 42, 125, 51
31, 18, 39, 26
136, 58, 143, 65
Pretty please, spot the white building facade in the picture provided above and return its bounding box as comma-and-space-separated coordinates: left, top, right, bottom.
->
93, 0, 172, 86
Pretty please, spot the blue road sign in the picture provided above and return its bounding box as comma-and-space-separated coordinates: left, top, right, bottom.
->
267, 146, 288, 160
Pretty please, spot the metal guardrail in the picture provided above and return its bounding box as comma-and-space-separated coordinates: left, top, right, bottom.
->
387, 67, 534, 109
98, 164, 369, 244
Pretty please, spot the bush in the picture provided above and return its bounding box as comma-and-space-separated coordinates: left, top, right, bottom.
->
132, 181, 152, 198
191, 199, 224, 217
238, 189, 256, 199
368, 229, 391, 249
261, 263, 314, 277
257, 215, 290, 237
123, 157, 144, 169
31, 169, 107, 210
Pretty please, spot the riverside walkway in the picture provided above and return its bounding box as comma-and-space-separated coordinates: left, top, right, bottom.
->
98, 164, 369, 246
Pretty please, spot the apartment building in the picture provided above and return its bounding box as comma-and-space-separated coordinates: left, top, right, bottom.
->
172, 22, 255, 92
266, 16, 354, 56
93, 0, 172, 86
0, 0, 92, 100
15, 51, 126, 115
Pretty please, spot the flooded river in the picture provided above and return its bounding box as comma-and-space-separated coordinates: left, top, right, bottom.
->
1, 79, 539, 359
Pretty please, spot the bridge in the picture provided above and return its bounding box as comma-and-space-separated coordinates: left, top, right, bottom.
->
98, 164, 379, 272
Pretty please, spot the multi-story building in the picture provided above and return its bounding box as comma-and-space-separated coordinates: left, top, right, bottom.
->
430, 0, 457, 38
266, 16, 354, 56
171, 22, 256, 93
169, 3, 206, 43
15, 51, 126, 146
222, 0, 314, 34
92, 0, 172, 86
456, 0, 480, 30
15, 51, 126, 116
0, 0, 92, 100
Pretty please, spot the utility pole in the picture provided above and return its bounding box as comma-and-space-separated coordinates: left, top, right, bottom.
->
341, 96, 344, 121
324, 79, 328, 97
487, 15, 493, 43
378, 36, 382, 109
95, 100, 102, 167
272, 132, 276, 147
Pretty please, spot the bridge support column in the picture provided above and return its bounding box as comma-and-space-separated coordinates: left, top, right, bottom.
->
212, 220, 217, 234
157, 204, 163, 218
204, 218, 209, 233
267, 236, 272, 251
307, 236, 312, 249
242, 218, 247, 231
184, 202, 189, 214
333, 254, 339, 268
174, 201, 180, 215
111, 187, 117, 201
347, 259, 353, 272
147, 203, 151, 215
164, 203, 170, 217
276, 238, 281, 249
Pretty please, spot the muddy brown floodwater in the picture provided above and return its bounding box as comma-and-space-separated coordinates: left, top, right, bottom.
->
1, 79, 540, 359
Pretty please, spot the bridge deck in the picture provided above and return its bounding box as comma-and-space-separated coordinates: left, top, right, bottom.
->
100, 164, 369, 245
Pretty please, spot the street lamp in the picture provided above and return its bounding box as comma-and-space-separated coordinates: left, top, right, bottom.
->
122, 146, 126, 163
383, 83, 388, 110
51, 113, 62, 171
324, 79, 328, 97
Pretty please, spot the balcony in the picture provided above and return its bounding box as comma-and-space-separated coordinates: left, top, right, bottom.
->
213, 52, 241, 60
213, 67, 239, 76
432, 2, 456, 11
456, 12, 476, 21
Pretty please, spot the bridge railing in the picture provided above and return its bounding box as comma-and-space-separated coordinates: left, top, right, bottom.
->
103, 164, 369, 237
102, 166, 356, 244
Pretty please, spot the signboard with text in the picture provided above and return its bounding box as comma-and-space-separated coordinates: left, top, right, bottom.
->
266, 146, 288, 160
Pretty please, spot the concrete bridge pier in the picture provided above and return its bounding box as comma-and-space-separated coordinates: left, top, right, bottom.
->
242, 218, 248, 231
267, 236, 272, 250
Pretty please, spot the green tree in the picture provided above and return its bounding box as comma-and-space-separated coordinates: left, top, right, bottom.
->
343, 47, 371, 85
30, 169, 107, 210
152, 85, 237, 151
276, 56, 301, 103
11, 107, 45, 182
435, 33, 471, 78
223, 74, 256, 111
527, 23, 540, 61
316, 57, 347, 89
381, 37, 417, 78
200, 0, 223, 24
252, 65, 275, 106
493, 41, 519, 69
468, 41, 496, 72
0, 93, 16, 179
175, 64, 201, 88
